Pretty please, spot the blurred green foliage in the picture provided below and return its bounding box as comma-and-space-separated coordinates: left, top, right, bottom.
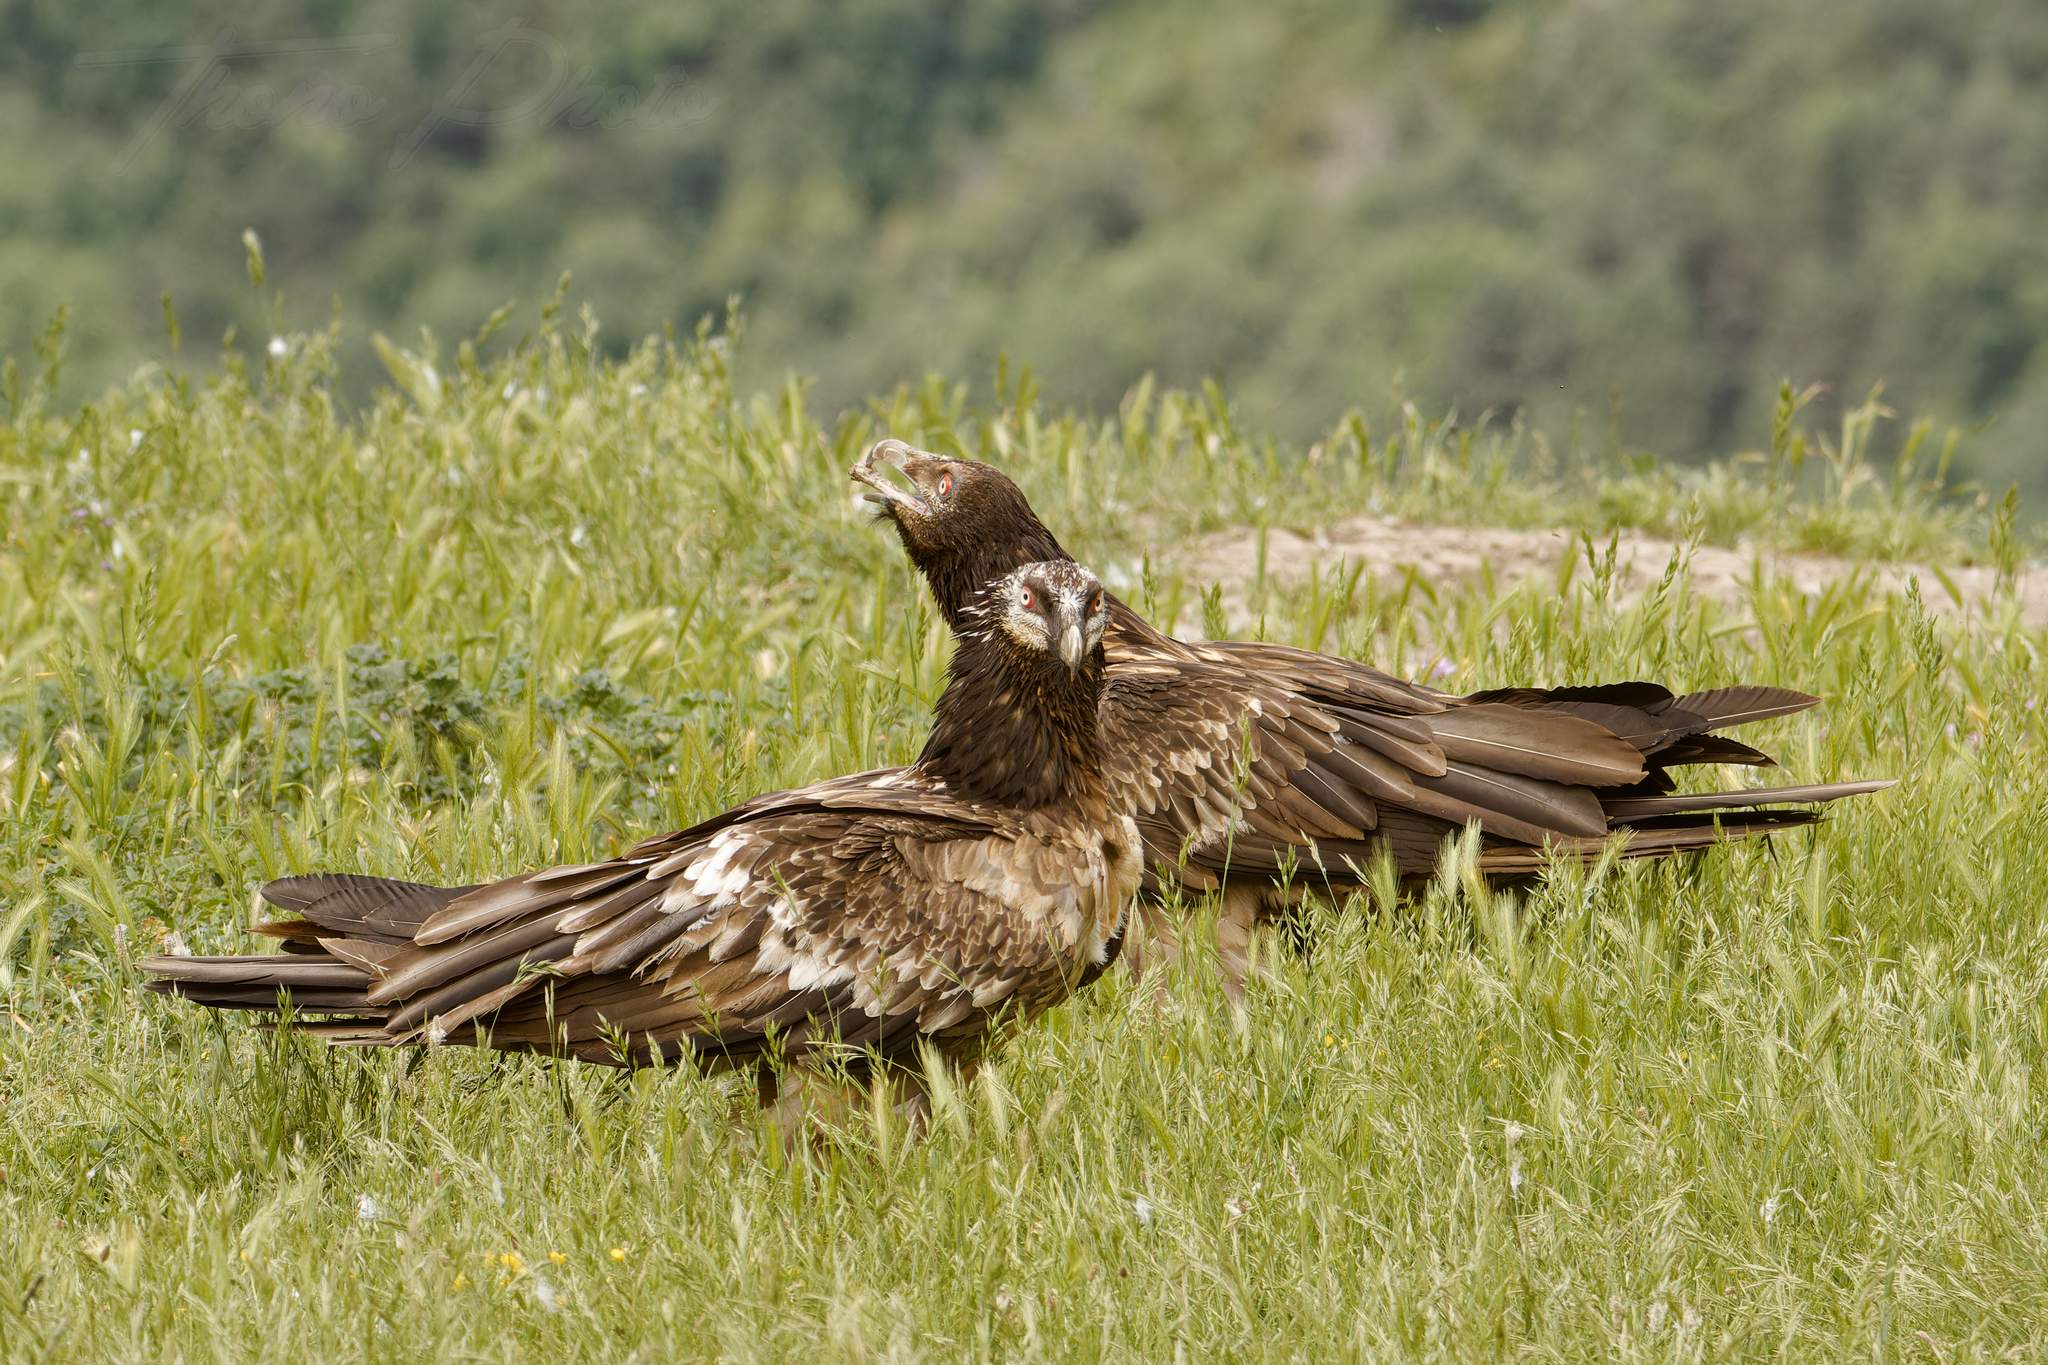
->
4, 0, 2046, 494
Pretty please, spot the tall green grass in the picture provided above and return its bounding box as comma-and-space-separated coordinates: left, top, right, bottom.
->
2, 304, 2042, 1358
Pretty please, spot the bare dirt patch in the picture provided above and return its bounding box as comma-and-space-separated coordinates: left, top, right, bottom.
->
1182, 517, 2048, 628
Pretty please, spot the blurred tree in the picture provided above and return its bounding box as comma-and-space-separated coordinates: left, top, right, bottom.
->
1, 0, 2044, 494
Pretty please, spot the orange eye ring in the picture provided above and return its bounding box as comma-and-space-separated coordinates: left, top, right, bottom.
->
937, 474, 954, 496
1020, 587, 1035, 610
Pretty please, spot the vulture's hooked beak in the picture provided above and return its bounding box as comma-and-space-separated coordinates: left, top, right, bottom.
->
1057, 620, 1087, 672
851, 440, 926, 515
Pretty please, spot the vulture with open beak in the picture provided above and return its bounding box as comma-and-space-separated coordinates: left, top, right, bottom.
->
854, 439, 1889, 987
143, 560, 1138, 1129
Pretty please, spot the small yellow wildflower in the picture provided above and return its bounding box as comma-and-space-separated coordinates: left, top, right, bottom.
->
1321, 1033, 1335, 1049
609, 1246, 627, 1263
498, 1251, 525, 1275
452, 1272, 470, 1291
548, 1251, 567, 1266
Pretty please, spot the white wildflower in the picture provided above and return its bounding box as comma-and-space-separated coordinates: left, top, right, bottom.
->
1223, 1196, 1245, 1220
128, 429, 144, 452
532, 1274, 559, 1311
628, 383, 648, 398
1509, 1160, 1523, 1193
569, 525, 589, 547
426, 1018, 448, 1045
161, 931, 191, 958
1132, 1196, 1153, 1228
355, 1194, 381, 1222
267, 335, 287, 359
1760, 1194, 1779, 1226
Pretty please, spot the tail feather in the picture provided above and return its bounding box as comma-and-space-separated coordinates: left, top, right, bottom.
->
138, 953, 364, 987
1601, 778, 1894, 822
1471, 806, 1831, 875
139, 951, 375, 1009
137, 878, 470, 1024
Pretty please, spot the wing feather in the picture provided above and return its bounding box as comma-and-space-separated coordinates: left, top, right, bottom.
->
1092, 601, 1880, 893
145, 766, 1134, 1073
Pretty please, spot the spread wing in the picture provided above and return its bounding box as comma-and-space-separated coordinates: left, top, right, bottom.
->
1103, 606, 1883, 885
142, 770, 1112, 1069
1099, 649, 1371, 888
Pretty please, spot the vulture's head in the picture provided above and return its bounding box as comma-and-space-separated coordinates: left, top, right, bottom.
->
978, 560, 1109, 676
852, 440, 1068, 627
920, 558, 1112, 803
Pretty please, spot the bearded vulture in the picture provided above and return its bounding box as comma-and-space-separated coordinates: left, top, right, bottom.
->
854, 440, 1889, 985
143, 561, 1139, 1126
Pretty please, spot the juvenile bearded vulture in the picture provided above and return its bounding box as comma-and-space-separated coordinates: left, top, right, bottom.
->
853, 440, 1889, 984
144, 560, 1138, 1125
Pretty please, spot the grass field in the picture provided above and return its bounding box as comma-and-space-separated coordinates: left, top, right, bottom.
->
3, 303, 2045, 1359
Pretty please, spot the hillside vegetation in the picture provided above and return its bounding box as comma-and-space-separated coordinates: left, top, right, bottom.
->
6, 0, 2048, 495
2, 306, 2046, 1357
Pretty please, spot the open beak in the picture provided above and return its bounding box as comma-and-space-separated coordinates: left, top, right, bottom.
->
1057, 621, 1087, 671
850, 440, 926, 514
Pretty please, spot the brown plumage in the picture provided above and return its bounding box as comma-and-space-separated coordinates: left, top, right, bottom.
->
143, 560, 1139, 1125
853, 440, 1890, 982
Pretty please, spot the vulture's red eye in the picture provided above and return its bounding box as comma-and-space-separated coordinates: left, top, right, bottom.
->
1020, 587, 1035, 610
937, 474, 954, 496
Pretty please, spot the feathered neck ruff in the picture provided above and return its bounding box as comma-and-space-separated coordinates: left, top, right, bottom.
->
914, 602, 1108, 811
